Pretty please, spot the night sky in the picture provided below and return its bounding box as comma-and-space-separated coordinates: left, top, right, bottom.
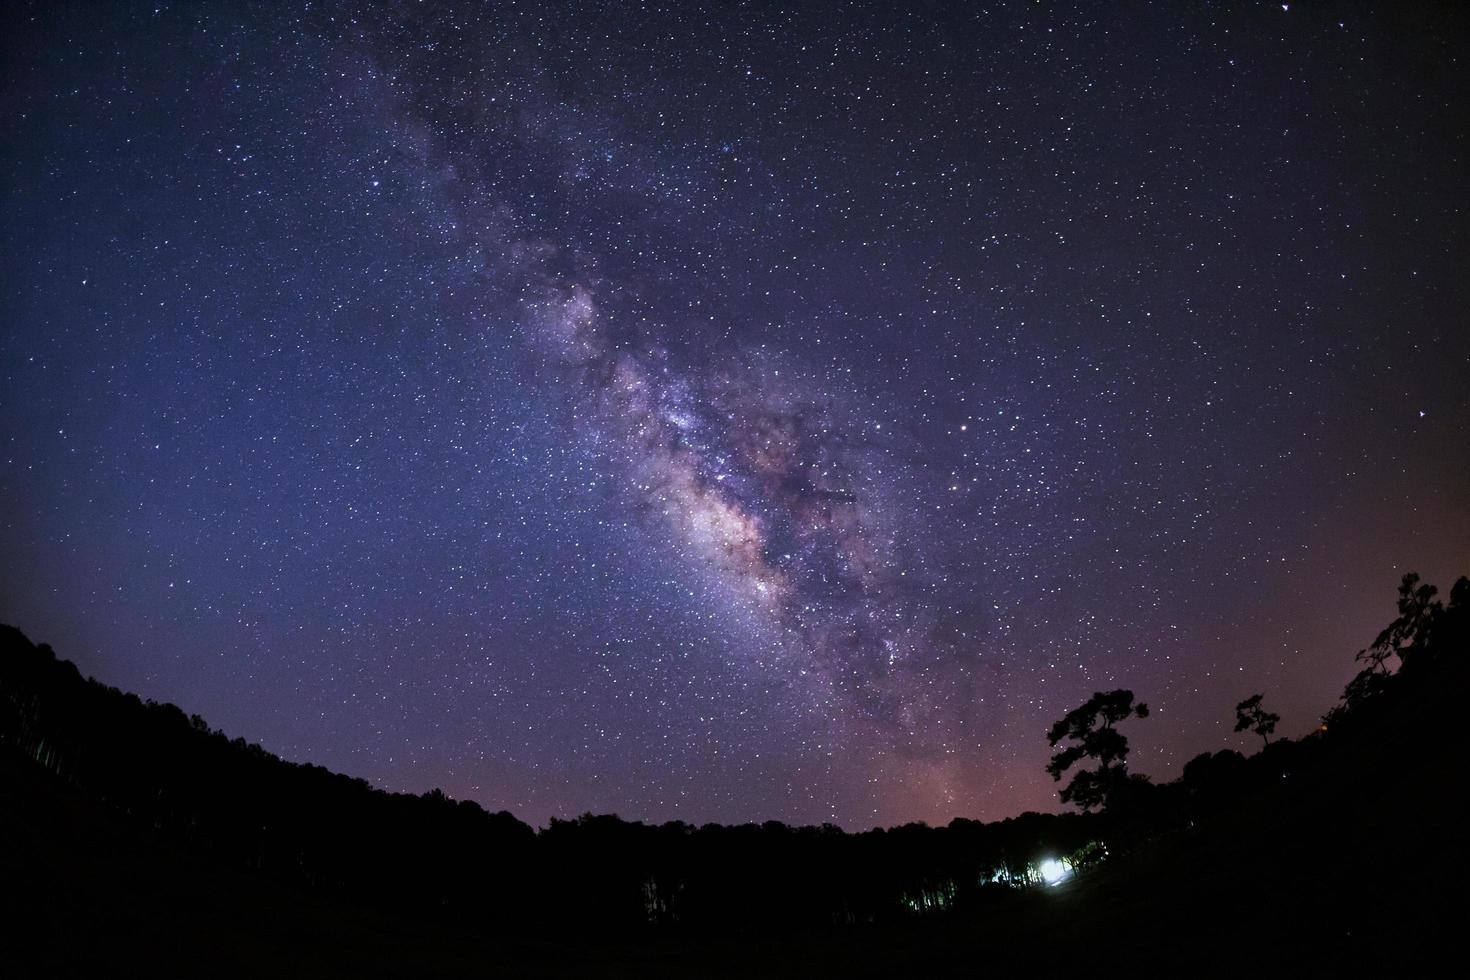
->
2, 1, 1467, 829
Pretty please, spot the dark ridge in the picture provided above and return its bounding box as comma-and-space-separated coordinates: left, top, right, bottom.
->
3, 573, 1466, 976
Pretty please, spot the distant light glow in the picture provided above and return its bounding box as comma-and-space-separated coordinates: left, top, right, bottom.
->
1038, 859, 1071, 886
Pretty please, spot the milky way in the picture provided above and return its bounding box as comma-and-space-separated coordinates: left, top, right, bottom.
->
367, 43, 966, 752
2, 1, 1467, 827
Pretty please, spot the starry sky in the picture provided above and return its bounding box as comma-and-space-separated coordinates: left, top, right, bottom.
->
2, 1, 1467, 829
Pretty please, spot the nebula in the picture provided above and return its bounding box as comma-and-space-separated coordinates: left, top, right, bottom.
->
519, 249, 945, 743
361, 56, 961, 747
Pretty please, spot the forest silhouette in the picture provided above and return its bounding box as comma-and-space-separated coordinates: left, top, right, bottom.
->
2, 572, 1466, 977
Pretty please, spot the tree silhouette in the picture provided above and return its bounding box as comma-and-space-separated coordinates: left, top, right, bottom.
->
1335, 572, 1449, 720
4, 563, 1465, 952
1356, 572, 1441, 674
1045, 689, 1149, 812
1233, 693, 1280, 747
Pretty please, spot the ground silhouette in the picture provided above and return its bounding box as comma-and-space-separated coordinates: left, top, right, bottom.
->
2, 572, 1465, 976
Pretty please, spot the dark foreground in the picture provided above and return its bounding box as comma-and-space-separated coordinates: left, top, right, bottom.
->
3, 581, 1466, 976
5, 743, 1458, 980
4, 709, 1460, 978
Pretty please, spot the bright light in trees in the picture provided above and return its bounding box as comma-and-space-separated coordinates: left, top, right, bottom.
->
1037, 859, 1070, 886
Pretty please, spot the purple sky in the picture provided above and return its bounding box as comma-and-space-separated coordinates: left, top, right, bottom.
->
2, 1, 1467, 828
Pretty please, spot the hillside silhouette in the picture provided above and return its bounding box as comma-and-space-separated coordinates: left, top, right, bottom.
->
3, 573, 1466, 977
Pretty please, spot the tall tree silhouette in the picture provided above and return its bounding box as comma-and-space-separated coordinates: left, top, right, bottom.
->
1233, 693, 1279, 747
1045, 690, 1149, 812
1334, 572, 1448, 721
1356, 572, 1441, 674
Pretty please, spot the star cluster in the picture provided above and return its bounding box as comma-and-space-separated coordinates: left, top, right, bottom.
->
2, 1, 1467, 827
